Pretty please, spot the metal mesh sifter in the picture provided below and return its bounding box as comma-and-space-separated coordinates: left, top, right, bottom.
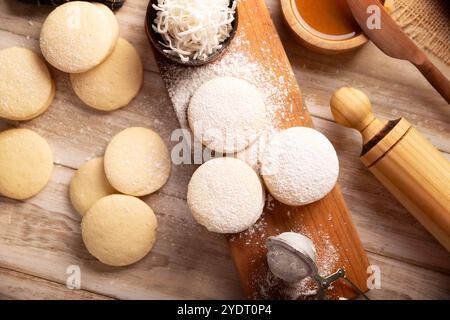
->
267, 232, 369, 300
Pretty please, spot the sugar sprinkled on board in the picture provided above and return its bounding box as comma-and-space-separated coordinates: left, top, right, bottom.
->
284, 230, 340, 299
265, 194, 275, 211
161, 50, 284, 128
234, 195, 341, 300
248, 226, 341, 300
159, 26, 298, 170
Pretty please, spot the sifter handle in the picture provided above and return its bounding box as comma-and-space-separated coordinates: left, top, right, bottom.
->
314, 268, 369, 300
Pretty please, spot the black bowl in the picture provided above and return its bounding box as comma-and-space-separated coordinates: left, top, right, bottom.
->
145, 0, 239, 67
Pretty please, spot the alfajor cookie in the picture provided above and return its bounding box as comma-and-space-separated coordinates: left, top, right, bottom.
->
70, 157, 117, 216
104, 127, 171, 197
0, 47, 54, 121
0, 128, 53, 200
40, 1, 118, 73
81, 194, 158, 267
70, 38, 143, 111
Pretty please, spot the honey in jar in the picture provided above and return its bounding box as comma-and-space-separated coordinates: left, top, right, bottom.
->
293, 0, 362, 40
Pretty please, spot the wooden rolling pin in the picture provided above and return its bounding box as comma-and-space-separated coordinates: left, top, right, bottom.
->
331, 87, 450, 251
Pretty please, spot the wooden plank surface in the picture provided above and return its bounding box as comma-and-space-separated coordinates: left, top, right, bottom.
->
0, 0, 449, 299
0, 266, 112, 300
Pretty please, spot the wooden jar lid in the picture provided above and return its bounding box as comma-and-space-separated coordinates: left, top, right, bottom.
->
280, 0, 368, 54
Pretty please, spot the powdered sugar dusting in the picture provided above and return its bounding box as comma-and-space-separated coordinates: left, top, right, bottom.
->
188, 76, 266, 153
245, 223, 341, 299
187, 157, 265, 234
159, 26, 299, 169
229, 194, 341, 299
261, 127, 339, 206
283, 230, 340, 299
161, 29, 292, 121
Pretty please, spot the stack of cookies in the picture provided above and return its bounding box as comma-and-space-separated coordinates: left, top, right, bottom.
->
40, 1, 143, 111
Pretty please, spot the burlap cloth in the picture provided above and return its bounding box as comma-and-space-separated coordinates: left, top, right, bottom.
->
389, 0, 450, 65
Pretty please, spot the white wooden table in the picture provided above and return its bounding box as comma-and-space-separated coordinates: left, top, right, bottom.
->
0, 0, 449, 299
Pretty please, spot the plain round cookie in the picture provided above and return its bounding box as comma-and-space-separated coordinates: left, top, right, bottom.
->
188, 77, 266, 153
187, 157, 265, 234
40, 1, 116, 73
70, 157, 117, 216
104, 127, 171, 196
0, 47, 55, 121
70, 38, 143, 111
261, 127, 339, 206
81, 194, 158, 267
0, 129, 53, 200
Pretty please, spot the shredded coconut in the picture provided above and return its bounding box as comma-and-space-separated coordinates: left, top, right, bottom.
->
152, 0, 237, 62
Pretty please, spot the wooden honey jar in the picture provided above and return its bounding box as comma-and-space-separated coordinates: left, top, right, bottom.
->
330, 87, 450, 251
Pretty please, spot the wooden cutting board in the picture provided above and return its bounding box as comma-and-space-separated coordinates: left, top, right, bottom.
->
150, 0, 369, 299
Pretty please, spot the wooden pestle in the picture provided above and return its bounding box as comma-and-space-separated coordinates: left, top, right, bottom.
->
346, 0, 450, 103
331, 87, 450, 251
